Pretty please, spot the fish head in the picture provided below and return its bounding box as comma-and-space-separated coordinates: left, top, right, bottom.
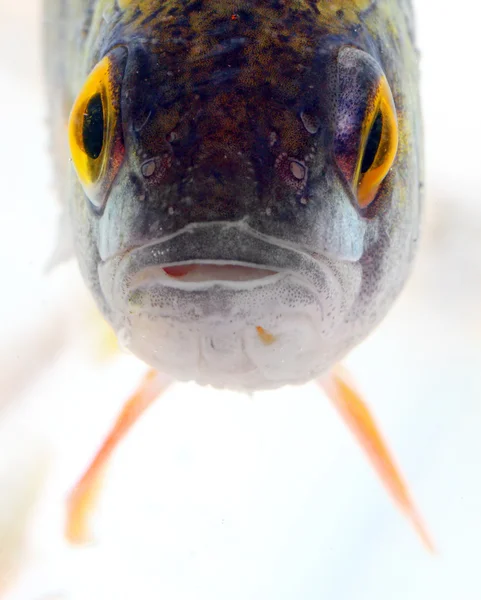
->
67, 6, 421, 390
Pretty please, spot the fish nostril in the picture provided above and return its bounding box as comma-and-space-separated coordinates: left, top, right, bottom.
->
300, 110, 320, 135
211, 169, 226, 184
290, 161, 306, 180
275, 153, 308, 191
141, 159, 156, 177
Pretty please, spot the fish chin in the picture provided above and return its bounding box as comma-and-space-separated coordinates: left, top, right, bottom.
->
98, 225, 358, 391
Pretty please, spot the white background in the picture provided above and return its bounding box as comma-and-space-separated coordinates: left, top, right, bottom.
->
0, 1, 480, 598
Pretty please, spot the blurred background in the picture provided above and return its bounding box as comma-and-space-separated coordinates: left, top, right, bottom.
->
0, 1, 480, 598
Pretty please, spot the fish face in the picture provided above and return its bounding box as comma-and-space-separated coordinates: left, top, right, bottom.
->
67, 4, 421, 389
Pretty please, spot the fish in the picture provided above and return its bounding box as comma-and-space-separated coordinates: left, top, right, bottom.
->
44, 0, 432, 549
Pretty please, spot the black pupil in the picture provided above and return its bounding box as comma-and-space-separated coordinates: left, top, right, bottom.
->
360, 111, 383, 174
83, 93, 104, 160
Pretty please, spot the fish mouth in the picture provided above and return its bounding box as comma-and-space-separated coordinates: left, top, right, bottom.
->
160, 263, 277, 282
99, 222, 335, 307
131, 262, 280, 288
97, 223, 354, 390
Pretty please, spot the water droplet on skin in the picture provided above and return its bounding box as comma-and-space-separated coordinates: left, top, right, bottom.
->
290, 161, 305, 180
300, 111, 320, 134
300, 196, 309, 205
141, 159, 156, 178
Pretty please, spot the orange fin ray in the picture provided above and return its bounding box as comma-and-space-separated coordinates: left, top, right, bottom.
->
66, 368, 171, 545
319, 365, 435, 553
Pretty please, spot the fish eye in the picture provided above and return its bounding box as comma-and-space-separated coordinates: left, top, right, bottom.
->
334, 48, 399, 212
83, 93, 104, 160
68, 47, 127, 210
356, 75, 398, 208
360, 111, 382, 177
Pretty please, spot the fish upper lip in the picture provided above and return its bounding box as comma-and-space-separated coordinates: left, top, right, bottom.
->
99, 220, 355, 266
98, 222, 342, 310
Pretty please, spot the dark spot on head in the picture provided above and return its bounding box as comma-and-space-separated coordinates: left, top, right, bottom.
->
184, 0, 203, 14
351, 24, 362, 36
125, 6, 141, 25
237, 9, 255, 24
141, 6, 163, 26
129, 172, 146, 201
129, 173, 140, 187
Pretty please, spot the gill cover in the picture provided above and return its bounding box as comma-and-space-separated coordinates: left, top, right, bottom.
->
68, 47, 127, 210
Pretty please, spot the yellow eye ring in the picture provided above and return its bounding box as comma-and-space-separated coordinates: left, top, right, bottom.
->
355, 75, 398, 209
68, 48, 127, 209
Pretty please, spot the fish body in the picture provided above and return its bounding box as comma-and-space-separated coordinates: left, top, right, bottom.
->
44, 0, 422, 390
44, 1, 433, 549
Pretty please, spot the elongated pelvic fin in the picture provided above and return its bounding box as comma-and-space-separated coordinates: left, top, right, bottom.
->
66, 369, 171, 544
319, 365, 435, 552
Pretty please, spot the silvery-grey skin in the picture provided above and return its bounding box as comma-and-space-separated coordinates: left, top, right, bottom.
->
44, 0, 422, 390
